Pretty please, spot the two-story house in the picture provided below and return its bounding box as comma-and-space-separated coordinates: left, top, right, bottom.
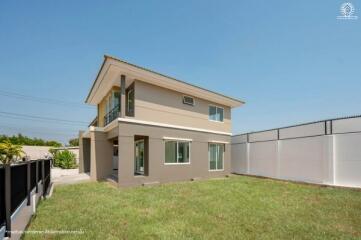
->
79, 55, 244, 187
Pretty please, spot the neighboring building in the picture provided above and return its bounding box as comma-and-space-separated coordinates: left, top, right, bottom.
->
22, 145, 52, 160
22, 146, 80, 163
79, 55, 244, 187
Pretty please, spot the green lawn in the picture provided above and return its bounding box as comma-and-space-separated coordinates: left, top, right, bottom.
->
24, 176, 361, 240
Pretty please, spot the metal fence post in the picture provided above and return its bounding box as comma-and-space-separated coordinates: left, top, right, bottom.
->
330, 120, 333, 135
49, 159, 52, 185
4, 164, 11, 237
42, 160, 45, 198
27, 162, 31, 206
35, 161, 39, 193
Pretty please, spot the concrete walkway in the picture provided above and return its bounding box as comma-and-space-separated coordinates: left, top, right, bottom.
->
52, 167, 90, 185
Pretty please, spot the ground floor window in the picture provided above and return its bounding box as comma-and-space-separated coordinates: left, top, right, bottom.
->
209, 143, 224, 171
165, 141, 190, 164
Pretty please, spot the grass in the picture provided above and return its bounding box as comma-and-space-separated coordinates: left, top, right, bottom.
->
23, 176, 361, 240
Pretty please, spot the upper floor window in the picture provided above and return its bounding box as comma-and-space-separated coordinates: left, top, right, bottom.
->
104, 90, 120, 126
209, 105, 224, 122
126, 85, 134, 117
106, 91, 120, 114
183, 96, 195, 106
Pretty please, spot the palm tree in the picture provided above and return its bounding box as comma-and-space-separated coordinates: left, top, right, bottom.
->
0, 140, 24, 165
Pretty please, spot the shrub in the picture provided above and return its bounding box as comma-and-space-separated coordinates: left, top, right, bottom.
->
0, 140, 24, 165
53, 150, 77, 169
49, 148, 57, 158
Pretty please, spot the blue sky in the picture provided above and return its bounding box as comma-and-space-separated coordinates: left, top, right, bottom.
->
0, 0, 360, 144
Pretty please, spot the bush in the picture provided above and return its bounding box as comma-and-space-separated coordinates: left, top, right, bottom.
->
53, 150, 77, 169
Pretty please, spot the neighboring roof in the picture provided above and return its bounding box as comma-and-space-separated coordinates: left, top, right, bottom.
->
85, 55, 245, 107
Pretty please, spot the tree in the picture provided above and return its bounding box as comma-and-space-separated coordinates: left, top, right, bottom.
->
0, 140, 24, 165
0, 134, 62, 147
68, 138, 79, 147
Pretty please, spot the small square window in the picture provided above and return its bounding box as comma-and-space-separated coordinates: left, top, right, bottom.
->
209, 106, 224, 122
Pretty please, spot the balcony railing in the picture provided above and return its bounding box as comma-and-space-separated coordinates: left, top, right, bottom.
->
104, 105, 120, 126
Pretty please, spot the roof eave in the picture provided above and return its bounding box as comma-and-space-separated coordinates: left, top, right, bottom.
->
85, 56, 107, 104
85, 55, 245, 108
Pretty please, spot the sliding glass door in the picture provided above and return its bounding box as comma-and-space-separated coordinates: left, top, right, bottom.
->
209, 143, 224, 171
135, 139, 145, 175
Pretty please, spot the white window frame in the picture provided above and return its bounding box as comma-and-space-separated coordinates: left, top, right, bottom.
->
112, 91, 120, 109
127, 88, 134, 113
208, 143, 224, 171
106, 90, 120, 113
182, 95, 195, 106
208, 105, 224, 123
164, 140, 191, 165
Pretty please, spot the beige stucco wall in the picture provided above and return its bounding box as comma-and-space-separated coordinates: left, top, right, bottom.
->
134, 81, 231, 133
117, 122, 231, 187
90, 130, 113, 180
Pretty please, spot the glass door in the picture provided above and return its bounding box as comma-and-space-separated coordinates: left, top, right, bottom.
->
135, 139, 145, 175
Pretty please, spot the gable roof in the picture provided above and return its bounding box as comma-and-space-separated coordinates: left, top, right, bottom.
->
85, 55, 245, 108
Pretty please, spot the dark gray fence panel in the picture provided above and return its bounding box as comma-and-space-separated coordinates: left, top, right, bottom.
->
10, 164, 27, 213
44, 160, 51, 194
0, 167, 4, 227
30, 161, 37, 190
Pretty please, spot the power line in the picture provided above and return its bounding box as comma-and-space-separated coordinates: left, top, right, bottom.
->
0, 114, 87, 127
0, 90, 93, 109
0, 125, 78, 137
0, 123, 80, 134
0, 111, 89, 125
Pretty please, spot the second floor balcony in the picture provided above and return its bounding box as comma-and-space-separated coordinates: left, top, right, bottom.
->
104, 105, 120, 126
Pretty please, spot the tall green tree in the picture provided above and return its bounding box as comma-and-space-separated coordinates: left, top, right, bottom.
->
68, 138, 79, 147
0, 134, 61, 147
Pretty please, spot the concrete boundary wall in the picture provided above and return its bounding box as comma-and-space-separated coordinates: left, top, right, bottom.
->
232, 116, 361, 188
0, 182, 48, 240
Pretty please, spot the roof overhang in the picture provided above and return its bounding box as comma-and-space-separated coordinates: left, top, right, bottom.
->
85, 55, 245, 108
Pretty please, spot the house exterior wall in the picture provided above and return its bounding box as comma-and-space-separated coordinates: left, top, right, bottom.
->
90, 130, 113, 180
82, 57, 242, 187
134, 81, 231, 133
117, 122, 231, 187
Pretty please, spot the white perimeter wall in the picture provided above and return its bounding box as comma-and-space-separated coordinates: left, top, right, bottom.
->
232, 118, 361, 188
22, 146, 80, 163
22, 146, 51, 160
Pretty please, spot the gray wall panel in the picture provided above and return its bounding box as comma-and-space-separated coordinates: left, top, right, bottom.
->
334, 133, 361, 187
249, 141, 278, 178
249, 130, 277, 142
279, 122, 324, 139
231, 143, 247, 174
279, 136, 327, 183
232, 134, 247, 144
333, 118, 361, 134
